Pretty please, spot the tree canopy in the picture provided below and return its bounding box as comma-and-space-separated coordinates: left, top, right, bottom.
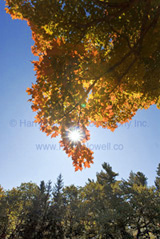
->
0, 163, 160, 238
5, 0, 160, 170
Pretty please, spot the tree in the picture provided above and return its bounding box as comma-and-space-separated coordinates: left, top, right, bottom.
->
63, 185, 84, 238
155, 163, 160, 190
5, 0, 160, 169
81, 163, 133, 238
18, 181, 52, 239
121, 171, 160, 238
49, 174, 66, 239
0, 182, 40, 239
128, 171, 148, 187
0, 186, 8, 239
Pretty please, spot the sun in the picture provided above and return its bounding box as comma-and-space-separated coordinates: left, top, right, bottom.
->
68, 127, 84, 143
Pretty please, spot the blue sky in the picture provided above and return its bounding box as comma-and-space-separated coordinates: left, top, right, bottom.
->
0, 1, 160, 190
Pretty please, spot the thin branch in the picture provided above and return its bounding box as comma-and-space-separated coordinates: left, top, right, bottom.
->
59, 53, 136, 122
69, 0, 138, 38
109, 57, 137, 94
93, 0, 137, 9
108, 22, 132, 50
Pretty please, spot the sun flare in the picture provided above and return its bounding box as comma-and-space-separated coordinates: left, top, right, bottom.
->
68, 128, 84, 143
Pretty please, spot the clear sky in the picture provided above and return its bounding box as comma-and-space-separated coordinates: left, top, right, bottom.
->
0, 1, 160, 190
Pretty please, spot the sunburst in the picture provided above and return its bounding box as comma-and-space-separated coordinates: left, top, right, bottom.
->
67, 127, 84, 143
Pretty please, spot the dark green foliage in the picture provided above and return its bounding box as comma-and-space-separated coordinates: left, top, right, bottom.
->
0, 164, 160, 238
155, 163, 160, 190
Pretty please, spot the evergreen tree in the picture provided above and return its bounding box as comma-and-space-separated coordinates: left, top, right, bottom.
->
155, 163, 160, 190
49, 174, 66, 239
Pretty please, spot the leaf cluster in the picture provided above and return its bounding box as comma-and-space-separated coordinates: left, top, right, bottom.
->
5, 0, 160, 169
